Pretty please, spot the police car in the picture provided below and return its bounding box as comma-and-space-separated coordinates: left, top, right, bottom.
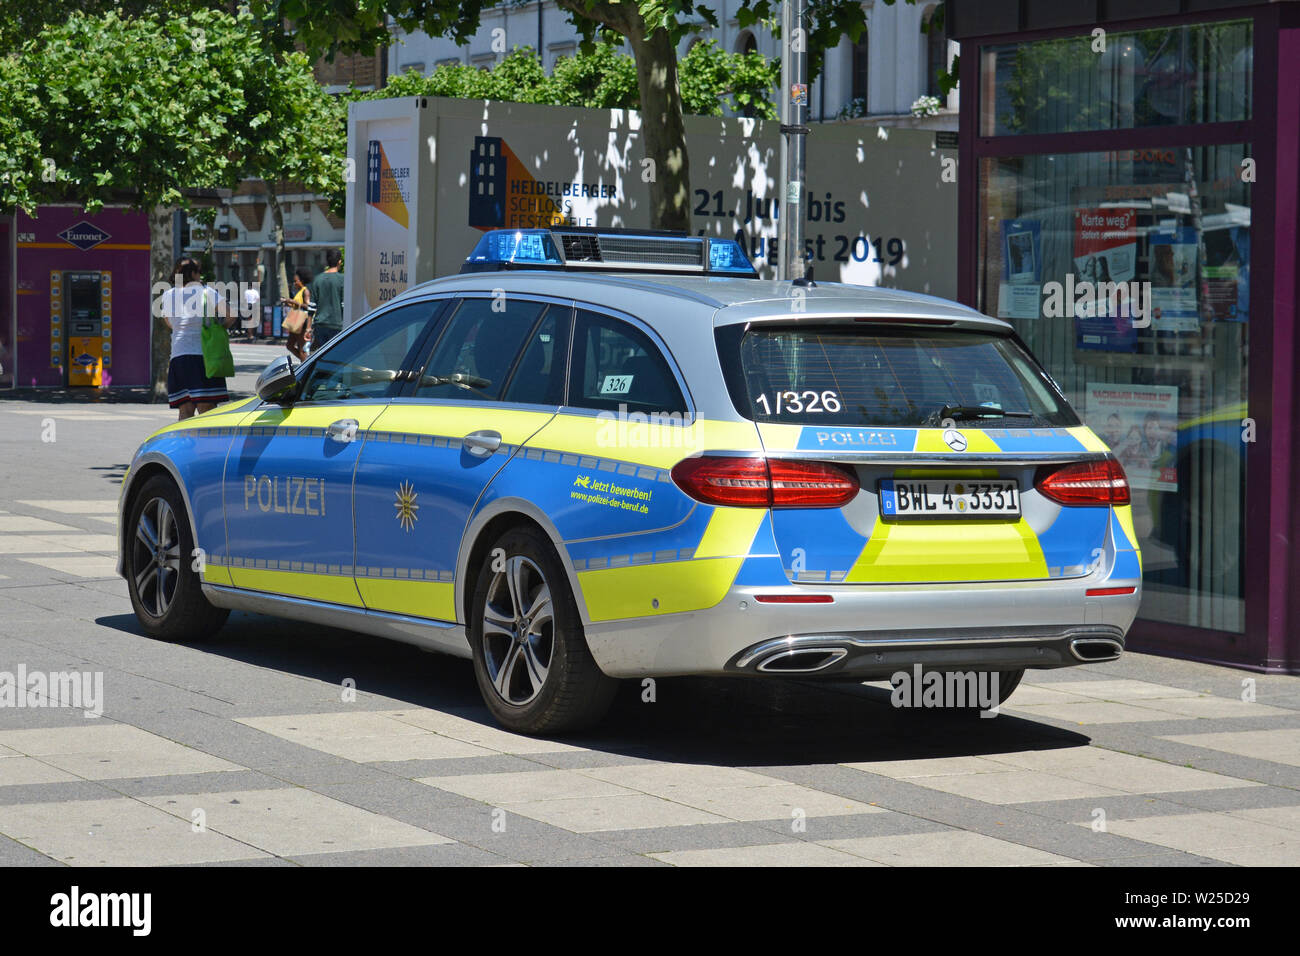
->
119, 229, 1140, 733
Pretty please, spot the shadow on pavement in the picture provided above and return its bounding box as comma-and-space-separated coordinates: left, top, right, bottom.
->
98, 609, 1092, 767
0, 387, 158, 404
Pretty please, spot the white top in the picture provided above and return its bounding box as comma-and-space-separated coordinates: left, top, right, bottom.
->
160, 284, 221, 358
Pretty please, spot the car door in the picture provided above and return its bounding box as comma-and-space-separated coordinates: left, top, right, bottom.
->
351, 294, 567, 621
222, 301, 443, 605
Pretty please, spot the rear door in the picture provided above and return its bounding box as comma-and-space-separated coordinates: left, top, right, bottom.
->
716, 321, 1114, 585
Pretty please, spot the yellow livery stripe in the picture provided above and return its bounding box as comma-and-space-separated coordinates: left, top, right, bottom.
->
1071, 426, 1110, 453
913, 428, 1001, 454
847, 517, 1049, 583
534, 414, 761, 470
355, 578, 457, 621
693, 508, 765, 559
226, 567, 366, 606
578, 558, 743, 621
1113, 504, 1140, 553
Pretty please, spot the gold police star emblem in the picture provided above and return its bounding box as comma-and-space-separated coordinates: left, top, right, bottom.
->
394, 481, 419, 531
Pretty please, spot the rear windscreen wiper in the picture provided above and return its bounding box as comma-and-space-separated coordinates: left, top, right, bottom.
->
925, 403, 1035, 424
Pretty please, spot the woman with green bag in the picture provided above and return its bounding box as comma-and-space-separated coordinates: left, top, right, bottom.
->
160, 258, 237, 420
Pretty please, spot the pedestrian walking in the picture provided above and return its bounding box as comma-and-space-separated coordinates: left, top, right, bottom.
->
241, 263, 264, 340
282, 267, 313, 361
307, 247, 344, 353
159, 258, 236, 420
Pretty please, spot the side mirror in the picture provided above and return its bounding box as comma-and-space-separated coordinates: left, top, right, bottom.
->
256, 354, 298, 404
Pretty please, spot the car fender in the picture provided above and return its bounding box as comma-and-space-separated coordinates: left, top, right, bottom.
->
456, 496, 593, 627
116, 450, 202, 579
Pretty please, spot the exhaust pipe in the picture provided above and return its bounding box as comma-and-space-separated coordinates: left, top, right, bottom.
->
1069, 637, 1123, 662
756, 646, 847, 673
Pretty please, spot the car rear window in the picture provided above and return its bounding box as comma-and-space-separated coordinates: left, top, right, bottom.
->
718, 324, 1079, 428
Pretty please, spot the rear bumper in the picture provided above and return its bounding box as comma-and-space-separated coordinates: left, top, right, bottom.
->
728, 626, 1124, 678
583, 577, 1140, 678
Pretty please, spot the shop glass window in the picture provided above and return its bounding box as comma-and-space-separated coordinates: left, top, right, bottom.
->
981, 20, 1252, 136
977, 143, 1251, 633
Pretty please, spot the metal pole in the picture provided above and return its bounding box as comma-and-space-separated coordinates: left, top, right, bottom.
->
779, 0, 809, 281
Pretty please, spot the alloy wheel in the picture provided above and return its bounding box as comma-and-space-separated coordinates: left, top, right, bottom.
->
132, 496, 181, 618
481, 555, 554, 705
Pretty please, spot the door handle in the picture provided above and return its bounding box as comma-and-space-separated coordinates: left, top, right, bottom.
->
463, 429, 502, 457
327, 419, 360, 444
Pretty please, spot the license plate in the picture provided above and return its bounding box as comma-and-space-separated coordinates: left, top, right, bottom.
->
879, 479, 1021, 519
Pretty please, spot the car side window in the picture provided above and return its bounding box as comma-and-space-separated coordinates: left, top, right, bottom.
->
297, 304, 435, 403
569, 309, 685, 414
501, 305, 571, 406
415, 297, 545, 402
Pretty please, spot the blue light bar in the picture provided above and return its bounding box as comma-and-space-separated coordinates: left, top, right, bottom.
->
463, 230, 563, 269
707, 238, 757, 276
460, 228, 758, 277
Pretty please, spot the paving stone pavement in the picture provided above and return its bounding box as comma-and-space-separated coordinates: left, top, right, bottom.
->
1, 395, 1298, 866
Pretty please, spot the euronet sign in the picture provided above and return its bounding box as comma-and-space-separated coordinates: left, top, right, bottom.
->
344, 97, 957, 321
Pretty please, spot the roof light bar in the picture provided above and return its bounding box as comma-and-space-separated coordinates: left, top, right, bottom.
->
461, 228, 758, 278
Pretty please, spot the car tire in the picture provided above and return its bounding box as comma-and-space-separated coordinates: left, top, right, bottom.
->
993, 668, 1025, 705
468, 525, 618, 735
125, 474, 229, 642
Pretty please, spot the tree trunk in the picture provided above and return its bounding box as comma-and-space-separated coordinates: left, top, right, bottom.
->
148, 205, 175, 403
265, 184, 291, 305
625, 24, 691, 232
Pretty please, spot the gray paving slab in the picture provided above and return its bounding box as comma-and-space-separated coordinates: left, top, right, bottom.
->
101, 770, 288, 798
288, 843, 509, 867
534, 853, 667, 867
750, 810, 950, 842
591, 819, 804, 854
0, 832, 67, 866
409, 805, 622, 863
367, 754, 549, 779
311, 778, 485, 817
0, 780, 124, 806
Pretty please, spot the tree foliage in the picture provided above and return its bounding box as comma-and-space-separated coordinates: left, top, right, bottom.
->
1, 9, 257, 213
356, 40, 776, 118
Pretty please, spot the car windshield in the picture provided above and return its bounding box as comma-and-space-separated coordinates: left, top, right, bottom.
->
721, 324, 1079, 428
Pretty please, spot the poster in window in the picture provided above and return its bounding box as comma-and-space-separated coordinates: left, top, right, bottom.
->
1148, 226, 1200, 333
1086, 382, 1179, 492
1073, 207, 1137, 351
1202, 224, 1250, 322
997, 219, 1041, 319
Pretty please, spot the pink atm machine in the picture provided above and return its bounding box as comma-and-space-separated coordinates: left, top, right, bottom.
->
15, 207, 149, 389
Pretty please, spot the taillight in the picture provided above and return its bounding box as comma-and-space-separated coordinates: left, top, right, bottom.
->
670, 456, 859, 508
769, 459, 860, 507
1035, 456, 1130, 506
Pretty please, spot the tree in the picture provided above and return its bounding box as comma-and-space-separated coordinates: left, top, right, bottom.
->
0, 8, 345, 398
239, 50, 349, 310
